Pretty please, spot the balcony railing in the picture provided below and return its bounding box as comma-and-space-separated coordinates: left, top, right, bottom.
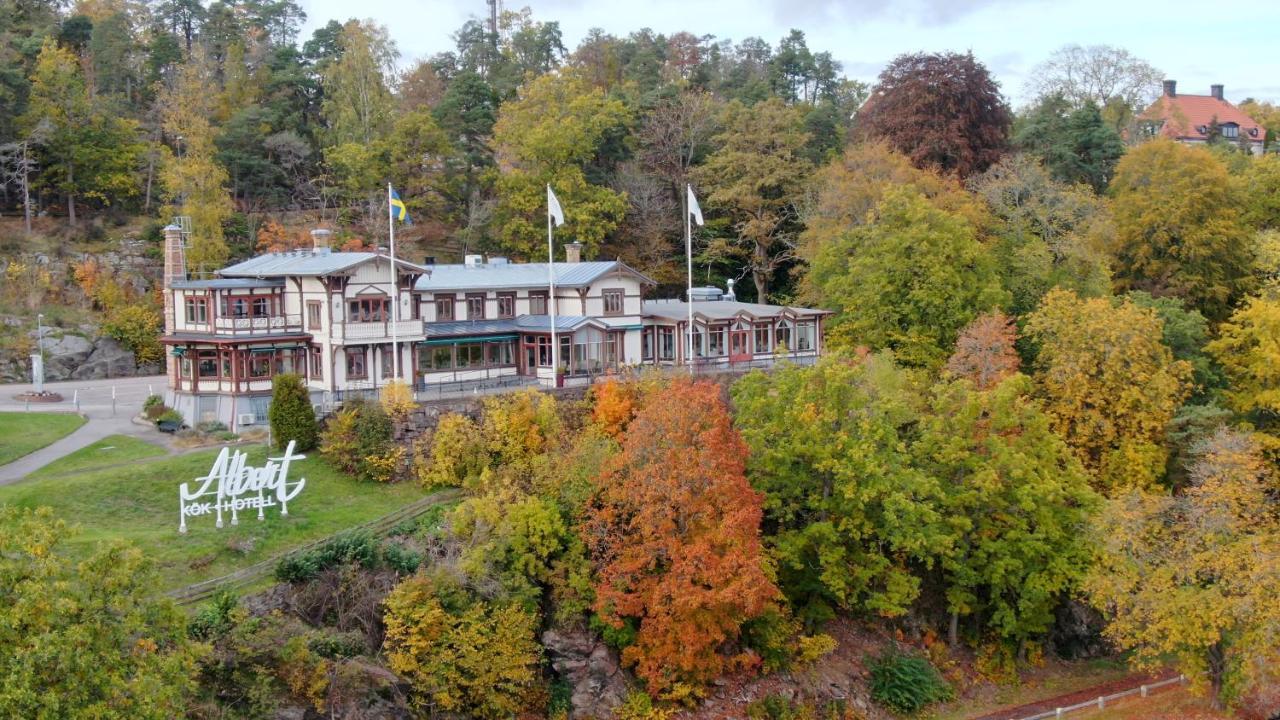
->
339, 318, 425, 341
210, 314, 303, 335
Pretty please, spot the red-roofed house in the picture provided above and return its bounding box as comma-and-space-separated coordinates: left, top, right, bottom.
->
1136, 80, 1265, 154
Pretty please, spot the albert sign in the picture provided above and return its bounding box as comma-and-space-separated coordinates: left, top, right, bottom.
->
179, 441, 307, 533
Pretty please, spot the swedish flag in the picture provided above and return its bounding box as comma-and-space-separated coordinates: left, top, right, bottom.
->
390, 187, 411, 224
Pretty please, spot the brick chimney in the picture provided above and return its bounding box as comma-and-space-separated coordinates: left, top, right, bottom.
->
162, 224, 185, 386
1163, 79, 1177, 97
1210, 84, 1224, 100
564, 241, 583, 263
310, 228, 332, 250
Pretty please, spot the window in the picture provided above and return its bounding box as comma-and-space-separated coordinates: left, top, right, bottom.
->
642, 329, 653, 361
795, 321, 815, 351
180, 358, 191, 377
426, 345, 453, 371
197, 350, 219, 378
381, 347, 393, 377
221, 353, 232, 378
691, 327, 705, 357
529, 292, 548, 316
227, 297, 249, 318
277, 350, 296, 375
456, 344, 484, 368
708, 326, 726, 356
776, 321, 792, 351
603, 289, 624, 316
184, 297, 208, 324
307, 301, 322, 329
497, 293, 515, 319
487, 341, 515, 366
658, 327, 675, 360
348, 297, 388, 323
435, 296, 454, 322
252, 297, 270, 318
345, 348, 367, 378
754, 323, 771, 353
249, 352, 272, 378
466, 293, 486, 320
1222, 123, 1239, 138
310, 346, 323, 379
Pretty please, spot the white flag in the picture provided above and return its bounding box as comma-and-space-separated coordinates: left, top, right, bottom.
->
687, 184, 704, 226
547, 185, 565, 227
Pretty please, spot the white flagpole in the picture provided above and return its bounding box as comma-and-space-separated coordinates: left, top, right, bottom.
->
547, 185, 558, 386
388, 183, 400, 383
686, 184, 694, 373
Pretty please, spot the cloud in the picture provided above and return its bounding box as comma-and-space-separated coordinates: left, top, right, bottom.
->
770, 0, 1048, 27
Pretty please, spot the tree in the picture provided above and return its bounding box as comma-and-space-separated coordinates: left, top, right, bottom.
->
693, 97, 811, 301
1206, 296, 1280, 419
1014, 96, 1125, 192
856, 52, 1011, 178
102, 303, 163, 366
159, 53, 233, 273
1085, 429, 1280, 707
19, 38, 143, 226
917, 376, 1098, 647
1108, 139, 1254, 321
1240, 153, 1280, 231
1127, 291, 1224, 403
1025, 289, 1191, 491
945, 311, 1020, 390
732, 353, 948, 625
320, 19, 396, 146
1024, 44, 1162, 122
638, 90, 720, 190
807, 187, 1007, 368
969, 155, 1112, 316
0, 507, 203, 718
585, 378, 779, 694
491, 70, 629, 259
268, 373, 318, 451
383, 573, 541, 719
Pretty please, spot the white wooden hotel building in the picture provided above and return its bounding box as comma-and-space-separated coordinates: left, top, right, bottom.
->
161, 226, 829, 429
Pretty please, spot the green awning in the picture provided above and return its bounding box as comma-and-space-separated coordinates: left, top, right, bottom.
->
421, 335, 518, 346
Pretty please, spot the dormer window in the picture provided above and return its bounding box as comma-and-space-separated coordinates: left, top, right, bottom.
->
1249, 128, 1259, 137
1222, 123, 1239, 139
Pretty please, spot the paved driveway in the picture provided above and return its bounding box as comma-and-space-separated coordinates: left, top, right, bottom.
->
0, 374, 169, 483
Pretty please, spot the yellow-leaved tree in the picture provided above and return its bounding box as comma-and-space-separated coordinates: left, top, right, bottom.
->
1025, 289, 1191, 491
1084, 428, 1280, 707
1207, 295, 1280, 419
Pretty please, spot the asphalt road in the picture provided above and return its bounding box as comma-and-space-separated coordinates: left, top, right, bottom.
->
0, 374, 169, 483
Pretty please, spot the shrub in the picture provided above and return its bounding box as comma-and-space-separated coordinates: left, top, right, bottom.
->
274, 532, 382, 584
868, 649, 952, 714
157, 409, 184, 425
307, 630, 366, 659
319, 408, 360, 474
269, 373, 318, 451
417, 413, 487, 489
197, 420, 227, 433
380, 379, 416, 419
382, 544, 422, 576
143, 394, 164, 410
214, 430, 239, 442
189, 591, 239, 640
145, 403, 171, 420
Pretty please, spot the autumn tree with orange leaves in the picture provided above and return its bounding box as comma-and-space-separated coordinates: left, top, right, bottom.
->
583, 378, 779, 697
946, 311, 1020, 390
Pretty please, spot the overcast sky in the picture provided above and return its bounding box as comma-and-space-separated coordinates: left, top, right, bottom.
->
297, 0, 1280, 107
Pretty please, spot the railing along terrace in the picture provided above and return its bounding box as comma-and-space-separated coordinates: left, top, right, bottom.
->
341, 319, 426, 340
212, 314, 303, 334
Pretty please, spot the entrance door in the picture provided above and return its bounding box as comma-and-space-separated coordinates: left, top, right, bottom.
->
729, 330, 751, 362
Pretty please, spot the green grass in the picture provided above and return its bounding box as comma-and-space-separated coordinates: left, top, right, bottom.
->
28, 434, 168, 478
0, 412, 87, 465
0, 445, 427, 590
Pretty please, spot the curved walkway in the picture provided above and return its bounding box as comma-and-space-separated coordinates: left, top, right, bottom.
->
0, 374, 167, 484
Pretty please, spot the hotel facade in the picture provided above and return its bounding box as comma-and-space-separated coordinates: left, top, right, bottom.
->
161, 226, 830, 429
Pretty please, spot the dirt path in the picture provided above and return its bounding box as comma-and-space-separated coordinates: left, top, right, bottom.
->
970, 671, 1179, 720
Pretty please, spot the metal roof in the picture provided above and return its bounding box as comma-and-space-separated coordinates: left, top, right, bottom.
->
160, 332, 312, 345
416, 261, 654, 291
170, 278, 285, 289
423, 315, 597, 338
642, 299, 830, 322
219, 250, 427, 278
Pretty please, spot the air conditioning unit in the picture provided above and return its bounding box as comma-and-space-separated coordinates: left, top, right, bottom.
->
237, 413, 257, 426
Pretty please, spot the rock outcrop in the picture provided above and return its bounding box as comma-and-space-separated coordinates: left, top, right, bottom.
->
542, 627, 629, 719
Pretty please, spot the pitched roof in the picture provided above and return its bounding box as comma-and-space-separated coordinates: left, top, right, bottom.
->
642, 299, 831, 322
219, 249, 427, 278
170, 278, 285, 289
1138, 94, 1264, 143
415, 260, 655, 292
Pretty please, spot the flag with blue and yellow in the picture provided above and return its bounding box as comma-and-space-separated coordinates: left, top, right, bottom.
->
389, 187, 411, 224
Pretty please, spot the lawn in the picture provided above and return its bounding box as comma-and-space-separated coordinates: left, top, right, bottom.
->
0, 443, 429, 590
28, 434, 167, 478
0, 411, 87, 465
929, 659, 1133, 720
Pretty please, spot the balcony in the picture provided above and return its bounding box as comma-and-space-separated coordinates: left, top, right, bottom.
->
339, 318, 425, 341
211, 314, 304, 336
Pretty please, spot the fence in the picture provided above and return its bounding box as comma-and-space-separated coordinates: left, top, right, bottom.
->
1001, 675, 1187, 720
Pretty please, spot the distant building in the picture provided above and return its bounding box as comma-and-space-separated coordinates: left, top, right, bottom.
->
161, 226, 830, 430
1136, 80, 1265, 154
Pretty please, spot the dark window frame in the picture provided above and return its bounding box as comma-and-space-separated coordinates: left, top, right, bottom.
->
435, 295, 455, 322
602, 288, 624, 316
307, 300, 322, 329
466, 293, 486, 321
497, 292, 516, 319
345, 348, 367, 378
